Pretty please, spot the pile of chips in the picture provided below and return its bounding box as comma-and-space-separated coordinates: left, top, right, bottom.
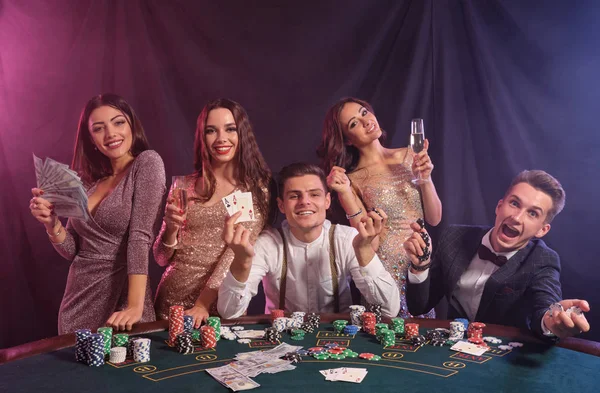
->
379, 328, 396, 347
183, 315, 194, 332
133, 338, 151, 362
426, 329, 449, 346
76, 327, 139, 367
282, 352, 302, 364
301, 313, 320, 333
390, 318, 405, 335
86, 333, 105, 366
168, 305, 185, 346
361, 312, 377, 335
175, 332, 194, 354
201, 325, 217, 349
273, 317, 290, 332
270, 309, 285, 323
264, 326, 282, 342
291, 311, 306, 329
368, 304, 382, 323
75, 329, 91, 363
220, 326, 237, 341
349, 305, 366, 327
467, 322, 486, 345
358, 352, 381, 361
333, 319, 348, 333
411, 335, 427, 347
97, 327, 113, 356
109, 347, 126, 363
449, 321, 466, 341
206, 317, 221, 341
290, 329, 305, 341
343, 324, 360, 335
404, 323, 420, 339
112, 333, 129, 347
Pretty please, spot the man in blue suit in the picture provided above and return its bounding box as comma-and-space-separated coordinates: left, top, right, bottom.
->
404, 170, 590, 339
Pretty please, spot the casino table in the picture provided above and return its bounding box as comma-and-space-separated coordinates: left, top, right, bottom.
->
1, 314, 599, 393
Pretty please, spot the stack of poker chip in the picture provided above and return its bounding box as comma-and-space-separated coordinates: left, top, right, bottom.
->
411, 334, 427, 347
112, 333, 129, 348
332, 319, 348, 333
273, 317, 288, 333
426, 330, 447, 346
270, 309, 285, 323
301, 313, 320, 333
375, 323, 389, 339
191, 329, 201, 342
206, 316, 222, 341
75, 329, 91, 363
291, 311, 306, 329
201, 325, 217, 349
390, 318, 405, 335
290, 329, 305, 341
349, 305, 366, 327
183, 315, 194, 332
220, 326, 237, 341
309, 346, 329, 360
133, 338, 151, 362
86, 333, 105, 367
97, 327, 113, 356
343, 324, 360, 335
176, 332, 194, 354
358, 352, 381, 361
109, 347, 127, 363
449, 321, 466, 341
454, 318, 469, 331
467, 322, 486, 345
368, 304, 382, 323
282, 351, 303, 364
361, 312, 377, 335
404, 323, 420, 340
380, 329, 396, 347
264, 326, 282, 342
168, 305, 185, 346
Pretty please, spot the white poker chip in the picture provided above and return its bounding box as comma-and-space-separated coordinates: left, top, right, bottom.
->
483, 336, 502, 344
222, 333, 237, 340
231, 326, 245, 331
508, 342, 524, 348
237, 339, 251, 344
220, 326, 232, 333
498, 345, 513, 351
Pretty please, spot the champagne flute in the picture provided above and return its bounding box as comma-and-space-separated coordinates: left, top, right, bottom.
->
171, 176, 188, 248
410, 118, 426, 185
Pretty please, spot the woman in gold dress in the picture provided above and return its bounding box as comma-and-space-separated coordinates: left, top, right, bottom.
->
317, 97, 442, 318
153, 99, 272, 327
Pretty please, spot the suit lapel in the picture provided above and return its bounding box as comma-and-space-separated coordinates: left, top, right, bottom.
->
446, 228, 487, 298
475, 241, 534, 321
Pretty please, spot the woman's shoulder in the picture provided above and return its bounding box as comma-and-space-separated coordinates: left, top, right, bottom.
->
388, 147, 410, 163
134, 150, 165, 168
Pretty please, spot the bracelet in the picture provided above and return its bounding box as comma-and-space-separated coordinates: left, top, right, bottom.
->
46, 225, 62, 238
345, 208, 363, 220
162, 239, 178, 248
410, 261, 431, 272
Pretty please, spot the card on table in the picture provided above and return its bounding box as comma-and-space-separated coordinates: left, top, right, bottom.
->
450, 341, 489, 356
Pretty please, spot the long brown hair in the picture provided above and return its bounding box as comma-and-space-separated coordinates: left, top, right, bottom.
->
316, 97, 385, 175
72, 93, 149, 185
193, 99, 272, 223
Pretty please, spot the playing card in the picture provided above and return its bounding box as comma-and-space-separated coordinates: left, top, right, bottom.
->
234, 192, 255, 223
450, 341, 488, 356
222, 192, 236, 215
335, 368, 368, 383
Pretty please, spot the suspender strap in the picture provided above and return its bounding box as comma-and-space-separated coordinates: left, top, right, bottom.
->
277, 228, 288, 310
328, 224, 340, 313
277, 225, 339, 313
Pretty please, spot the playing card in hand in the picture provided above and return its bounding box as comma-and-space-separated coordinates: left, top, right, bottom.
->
222, 191, 256, 223
33, 154, 89, 220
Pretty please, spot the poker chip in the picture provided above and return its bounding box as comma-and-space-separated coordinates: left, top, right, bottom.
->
270, 309, 285, 322
133, 338, 151, 363
231, 326, 245, 331
109, 347, 127, 363
75, 329, 91, 363
206, 317, 222, 341
296, 349, 309, 356
359, 353, 375, 360
237, 339, 251, 344
566, 306, 583, 316
176, 332, 194, 354
329, 353, 346, 360
344, 351, 359, 358
283, 352, 302, 364
498, 345, 513, 351
86, 333, 105, 367
431, 339, 446, 347
368, 304, 383, 324
113, 333, 129, 347
168, 306, 185, 346
324, 343, 339, 349
313, 353, 330, 360
328, 348, 345, 355
349, 305, 366, 327
221, 332, 237, 341
183, 315, 194, 332
483, 336, 502, 344
368, 355, 382, 361
201, 325, 217, 349
416, 217, 425, 229
97, 327, 113, 355
508, 342, 524, 348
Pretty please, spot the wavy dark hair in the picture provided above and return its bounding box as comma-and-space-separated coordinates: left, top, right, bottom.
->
194, 99, 273, 224
72, 93, 149, 185
316, 97, 386, 175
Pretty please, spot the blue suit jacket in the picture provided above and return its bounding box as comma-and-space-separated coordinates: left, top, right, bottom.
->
406, 225, 562, 337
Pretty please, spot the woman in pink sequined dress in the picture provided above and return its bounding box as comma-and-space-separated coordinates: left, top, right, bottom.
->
317, 97, 442, 318
153, 99, 272, 328
29, 94, 166, 334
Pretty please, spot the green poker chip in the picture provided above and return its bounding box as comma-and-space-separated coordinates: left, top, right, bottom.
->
313, 353, 330, 360
368, 355, 382, 361
329, 354, 346, 360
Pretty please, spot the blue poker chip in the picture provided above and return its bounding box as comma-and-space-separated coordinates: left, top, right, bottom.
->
296, 349, 309, 356
324, 343, 339, 348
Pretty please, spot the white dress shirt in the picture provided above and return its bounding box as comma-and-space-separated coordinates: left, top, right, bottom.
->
218, 220, 400, 319
408, 230, 517, 320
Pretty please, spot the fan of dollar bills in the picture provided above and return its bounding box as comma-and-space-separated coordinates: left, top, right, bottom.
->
33, 154, 89, 220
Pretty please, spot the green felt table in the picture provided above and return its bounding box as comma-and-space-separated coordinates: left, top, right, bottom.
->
1, 315, 599, 393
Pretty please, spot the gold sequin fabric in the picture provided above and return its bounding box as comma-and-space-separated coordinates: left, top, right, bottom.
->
348, 148, 435, 319
153, 175, 265, 320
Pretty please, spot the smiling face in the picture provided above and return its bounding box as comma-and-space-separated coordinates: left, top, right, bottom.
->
338, 101, 382, 148
277, 174, 331, 243
88, 105, 133, 162
490, 182, 553, 253
204, 107, 239, 166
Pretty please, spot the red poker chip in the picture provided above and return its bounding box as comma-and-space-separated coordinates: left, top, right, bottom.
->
328, 348, 345, 354
359, 353, 375, 359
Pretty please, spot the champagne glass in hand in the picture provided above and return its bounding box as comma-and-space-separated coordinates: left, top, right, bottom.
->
410, 118, 426, 185
171, 176, 188, 248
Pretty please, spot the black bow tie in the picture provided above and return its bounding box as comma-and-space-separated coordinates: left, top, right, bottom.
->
478, 245, 508, 267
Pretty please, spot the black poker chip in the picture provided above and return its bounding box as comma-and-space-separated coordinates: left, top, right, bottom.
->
416, 218, 425, 229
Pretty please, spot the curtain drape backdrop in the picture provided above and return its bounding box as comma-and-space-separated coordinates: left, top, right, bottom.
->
1, 0, 599, 348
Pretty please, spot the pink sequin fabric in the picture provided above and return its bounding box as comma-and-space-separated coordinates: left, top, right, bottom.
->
52, 150, 166, 334
153, 175, 266, 320
348, 148, 435, 319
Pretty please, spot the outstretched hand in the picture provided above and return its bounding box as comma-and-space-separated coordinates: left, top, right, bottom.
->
543, 299, 591, 339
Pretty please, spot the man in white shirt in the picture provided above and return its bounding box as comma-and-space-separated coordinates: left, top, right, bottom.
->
404, 170, 590, 339
217, 163, 401, 319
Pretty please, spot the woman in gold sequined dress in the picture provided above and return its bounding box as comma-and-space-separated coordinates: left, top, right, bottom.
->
153, 99, 272, 327
317, 97, 442, 318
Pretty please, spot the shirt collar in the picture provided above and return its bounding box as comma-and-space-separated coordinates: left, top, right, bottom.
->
482, 229, 519, 261
282, 219, 330, 247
